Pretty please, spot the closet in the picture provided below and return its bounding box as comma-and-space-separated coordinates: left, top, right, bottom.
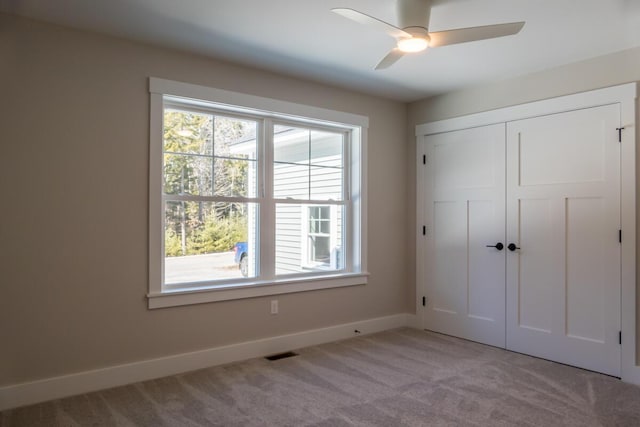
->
416, 84, 637, 377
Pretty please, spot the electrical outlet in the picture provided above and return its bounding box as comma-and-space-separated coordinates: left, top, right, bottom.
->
271, 300, 278, 315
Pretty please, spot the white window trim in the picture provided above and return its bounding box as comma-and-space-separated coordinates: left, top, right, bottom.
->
148, 78, 368, 309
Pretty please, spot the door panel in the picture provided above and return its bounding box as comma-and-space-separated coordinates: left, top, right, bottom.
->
432, 201, 464, 314
517, 198, 557, 334
433, 135, 497, 190
468, 200, 502, 321
566, 197, 607, 343
506, 104, 621, 376
517, 111, 607, 186
424, 124, 506, 348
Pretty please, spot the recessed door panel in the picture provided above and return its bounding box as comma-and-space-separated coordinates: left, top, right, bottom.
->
433, 201, 464, 314
434, 136, 496, 190
518, 108, 607, 186
517, 198, 555, 334
468, 200, 502, 322
566, 197, 607, 343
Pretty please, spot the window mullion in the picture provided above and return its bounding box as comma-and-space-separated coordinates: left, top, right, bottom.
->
344, 130, 354, 273
272, 198, 345, 206
163, 194, 258, 204
211, 114, 216, 196
307, 129, 312, 200
261, 119, 276, 280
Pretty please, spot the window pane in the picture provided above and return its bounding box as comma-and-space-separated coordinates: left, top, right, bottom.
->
310, 236, 330, 263
214, 116, 257, 160
164, 110, 213, 155
310, 131, 343, 200
164, 111, 259, 198
274, 125, 309, 164
310, 130, 342, 167
275, 204, 343, 276
164, 201, 258, 284
274, 162, 308, 199
310, 166, 342, 200
163, 153, 213, 196
274, 125, 343, 201
213, 158, 257, 198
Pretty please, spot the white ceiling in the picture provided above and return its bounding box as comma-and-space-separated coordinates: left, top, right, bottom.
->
3, 0, 640, 102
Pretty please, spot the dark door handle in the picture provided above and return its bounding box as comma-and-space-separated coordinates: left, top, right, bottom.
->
486, 242, 504, 251
507, 243, 520, 251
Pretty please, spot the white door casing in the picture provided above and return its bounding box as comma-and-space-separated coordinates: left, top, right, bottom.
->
506, 104, 621, 376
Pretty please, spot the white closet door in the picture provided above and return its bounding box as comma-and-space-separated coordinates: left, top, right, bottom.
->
423, 124, 506, 348
506, 104, 621, 376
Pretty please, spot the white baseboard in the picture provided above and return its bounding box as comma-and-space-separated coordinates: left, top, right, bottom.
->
0, 313, 410, 411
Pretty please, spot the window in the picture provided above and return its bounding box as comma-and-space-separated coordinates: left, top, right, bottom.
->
304, 205, 341, 270
308, 206, 331, 265
148, 78, 367, 308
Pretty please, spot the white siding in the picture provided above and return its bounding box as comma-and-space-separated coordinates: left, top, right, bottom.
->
275, 204, 303, 274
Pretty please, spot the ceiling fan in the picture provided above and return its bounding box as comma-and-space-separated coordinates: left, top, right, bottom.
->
332, 0, 525, 69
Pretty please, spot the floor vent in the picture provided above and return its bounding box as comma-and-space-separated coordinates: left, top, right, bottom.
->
265, 351, 298, 361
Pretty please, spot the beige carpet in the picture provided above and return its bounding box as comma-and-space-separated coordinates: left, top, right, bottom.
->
2, 328, 640, 426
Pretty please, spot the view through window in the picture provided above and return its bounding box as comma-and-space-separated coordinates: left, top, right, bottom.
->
163, 108, 258, 284
162, 103, 353, 287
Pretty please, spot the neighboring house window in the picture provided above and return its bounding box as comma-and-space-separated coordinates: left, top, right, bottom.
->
302, 205, 342, 270
148, 78, 368, 308
308, 206, 331, 265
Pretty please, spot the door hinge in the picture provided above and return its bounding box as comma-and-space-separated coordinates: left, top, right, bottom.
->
422, 225, 426, 236
619, 229, 622, 243
422, 296, 426, 306
619, 331, 622, 345
423, 154, 427, 165
616, 127, 625, 143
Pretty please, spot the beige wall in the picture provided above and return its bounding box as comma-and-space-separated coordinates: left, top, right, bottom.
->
406, 46, 640, 354
0, 14, 408, 386
5, 9, 638, 388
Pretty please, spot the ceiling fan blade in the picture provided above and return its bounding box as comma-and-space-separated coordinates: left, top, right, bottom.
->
375, 49, 406, 70
332, 8, 411, 39
428, 21, 525, 48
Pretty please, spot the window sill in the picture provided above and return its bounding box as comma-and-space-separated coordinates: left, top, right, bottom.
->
147, 273, 369, 309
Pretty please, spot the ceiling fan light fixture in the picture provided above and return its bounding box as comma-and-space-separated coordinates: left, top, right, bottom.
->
397, 37, 429, 53
332, 5, 524, 69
